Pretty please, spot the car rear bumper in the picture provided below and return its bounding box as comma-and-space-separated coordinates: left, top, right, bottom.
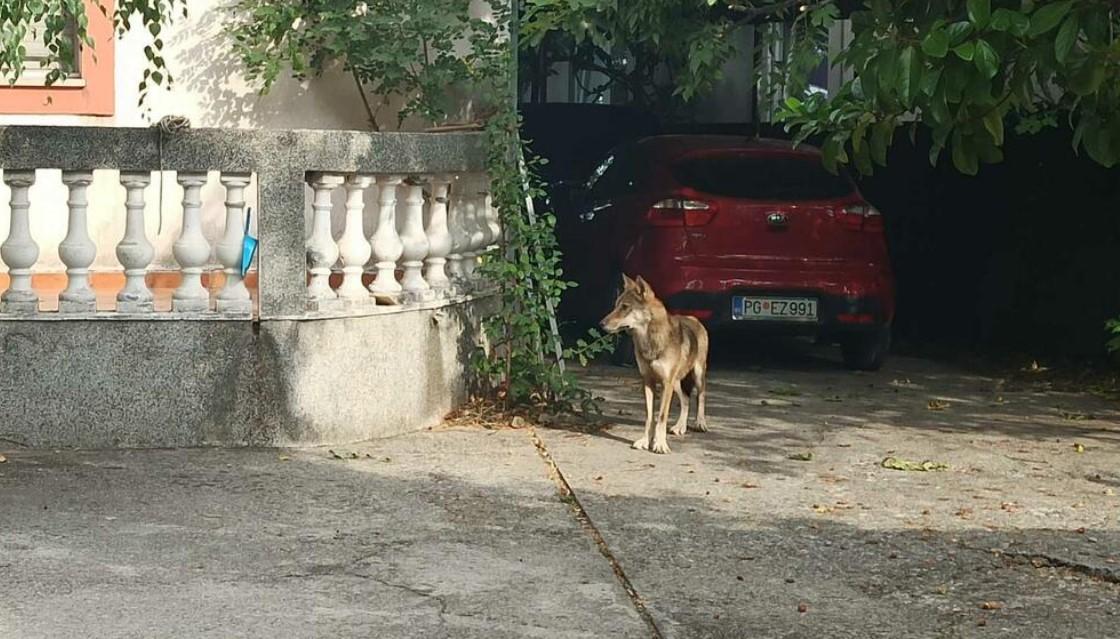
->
640, 264, 895, 334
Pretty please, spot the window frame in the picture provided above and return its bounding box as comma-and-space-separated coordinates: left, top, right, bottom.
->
0, 0, 115, 116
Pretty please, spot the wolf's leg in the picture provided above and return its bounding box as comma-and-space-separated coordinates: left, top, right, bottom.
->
632, 383, 655, 450
669, 378, 690, 436
651, 383, 674, 454
694, 364, 709, 432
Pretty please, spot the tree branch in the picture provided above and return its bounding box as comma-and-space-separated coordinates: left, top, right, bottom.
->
351, 68, 380, 132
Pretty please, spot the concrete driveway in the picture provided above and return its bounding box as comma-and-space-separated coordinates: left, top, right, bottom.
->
537, 341, 1120, 638
2, 344, 1118, 638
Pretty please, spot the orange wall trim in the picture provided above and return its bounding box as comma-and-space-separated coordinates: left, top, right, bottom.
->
0, 0, 115, 116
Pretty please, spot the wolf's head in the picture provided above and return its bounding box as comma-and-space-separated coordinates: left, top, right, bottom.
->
600, 274, 658, 334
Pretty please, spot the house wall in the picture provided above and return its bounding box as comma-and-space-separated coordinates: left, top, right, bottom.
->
0, 0, 494, 276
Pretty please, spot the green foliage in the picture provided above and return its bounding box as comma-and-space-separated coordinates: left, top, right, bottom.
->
778, 0, 1120, 176
472, 7, 613, 411
0, 0, 183, 102
476, 107, 614, 411
522, 0, 747, 117
228, 0, 504, 130
1107, 319, 1120, 355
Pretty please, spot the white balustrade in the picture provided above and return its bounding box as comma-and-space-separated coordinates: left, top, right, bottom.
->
337, 175, 374, 305
116, 172, 155, 313
1, 170, 39, 314
369, 176, 404, 301
306, 173, 343, 308
216, 173, 253, 314
58, 171, 97, 314
399, 181, 433, 303
424, 176, 453, 296
172, 172, 212, 313
446, 176, 470, 292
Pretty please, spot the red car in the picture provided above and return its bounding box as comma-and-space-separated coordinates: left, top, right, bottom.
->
558, 135, 895, 370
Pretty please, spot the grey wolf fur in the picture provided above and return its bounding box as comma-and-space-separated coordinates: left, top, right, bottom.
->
600, 275, 710, 454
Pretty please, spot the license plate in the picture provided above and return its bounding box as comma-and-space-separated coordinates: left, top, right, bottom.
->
732, 296, 818, 322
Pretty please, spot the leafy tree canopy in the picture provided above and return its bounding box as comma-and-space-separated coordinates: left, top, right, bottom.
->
522, 0, 1120, 175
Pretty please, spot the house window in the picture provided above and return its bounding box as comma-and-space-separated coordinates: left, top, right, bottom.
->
0, 0, 115, 116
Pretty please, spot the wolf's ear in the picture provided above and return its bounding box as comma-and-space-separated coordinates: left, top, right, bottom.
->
621, 273, 636, 290
634, 276, 652, 298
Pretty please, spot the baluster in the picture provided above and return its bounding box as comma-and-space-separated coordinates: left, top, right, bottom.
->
369, 176, 404, 301
463, 177, 486, 282
398, 180, 433, 303
337, 174, 374, 305
58, 171, 97, 314
306, 173, 343, 308
445, 175, 469, 293
172, 172, 212, 313
1, 170, 39, 314
483, 189, 502, 251
216, 173, 253, 314
424, 176, 452, 297
116, 172, 155, 313
478, 188, 501, 289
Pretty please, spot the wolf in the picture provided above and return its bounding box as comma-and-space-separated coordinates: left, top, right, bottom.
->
600, 274, 710, 454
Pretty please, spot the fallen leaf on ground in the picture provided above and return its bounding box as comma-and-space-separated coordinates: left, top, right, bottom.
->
927, 399, 950, 411
955, 507, 974, 519
0, 454, 6, 463
980, 601, 1003, 611
277, 455, 290, 462
788, 452, 815, 462
769, 388, 802, 397
1072, 443, 1086, 453
881, 457, 948, 472
1000, 502, 1020, 513
1062, 412, 1096, 422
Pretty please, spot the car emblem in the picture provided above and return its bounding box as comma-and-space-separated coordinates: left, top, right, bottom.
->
766, 212, 788, 227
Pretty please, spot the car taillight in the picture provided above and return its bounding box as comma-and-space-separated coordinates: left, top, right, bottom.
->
839, 205, 883, 231
647, 199, 716, 227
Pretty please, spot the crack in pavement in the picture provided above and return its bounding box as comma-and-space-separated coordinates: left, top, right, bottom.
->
528, 427, 664, 639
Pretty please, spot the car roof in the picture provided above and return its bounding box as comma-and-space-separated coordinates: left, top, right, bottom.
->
629, 135, 823, 159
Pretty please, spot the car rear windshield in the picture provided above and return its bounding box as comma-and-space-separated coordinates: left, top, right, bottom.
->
671, 154, 855, 200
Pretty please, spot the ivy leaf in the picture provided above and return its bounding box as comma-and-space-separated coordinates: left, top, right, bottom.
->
1028, 1, 1073, 37
974, 40, 999, 79
1069, 59, 1106, 96
1054, 14, 1079, 64
967, 0, 991, 29
946, 21, 974, 45
898, 46, 920, 106
870, 120, 893, 166
953, 41, 976, 62
982, 108, 1004, 146
951, 131, 979, 175
921, 29, 950, 58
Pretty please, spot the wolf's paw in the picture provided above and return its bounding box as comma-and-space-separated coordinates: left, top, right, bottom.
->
694, 420, 709, 433
669, 423, 687, 436
631, 438, 650, 451
651, 439, 672, 454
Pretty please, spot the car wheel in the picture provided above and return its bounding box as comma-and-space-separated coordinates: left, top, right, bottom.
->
841, 327, 891, 371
